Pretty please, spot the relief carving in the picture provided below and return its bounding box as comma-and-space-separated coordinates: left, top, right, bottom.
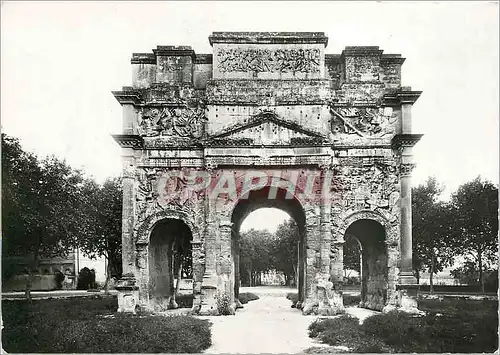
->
334, 162, 399, 226
138, 105, 206, 138
330, 106, 397, 137
217, 48, 321, 73
135, 168, 205, 233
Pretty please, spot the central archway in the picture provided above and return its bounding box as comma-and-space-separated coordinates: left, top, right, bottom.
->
230, 186, 307, 308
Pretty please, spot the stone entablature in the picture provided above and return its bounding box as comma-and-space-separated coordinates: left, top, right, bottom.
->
113, 32, 423, 315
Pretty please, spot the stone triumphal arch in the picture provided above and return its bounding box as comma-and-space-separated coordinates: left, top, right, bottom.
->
112, 32, 422, 315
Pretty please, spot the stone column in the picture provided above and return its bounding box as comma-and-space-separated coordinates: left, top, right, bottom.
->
219, 219, 236, 314
232, 230, 243, 309
397, 160, 420, 312
199, 170, 219, 315
297, 228, 305, 305
191, 241, 204, 311
121, 149, 136, 275
399, 161, 416, 284
116, 148, 139, 313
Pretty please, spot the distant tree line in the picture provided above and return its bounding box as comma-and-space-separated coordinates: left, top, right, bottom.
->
2, 134, 122, 299
412, 176, 498, 293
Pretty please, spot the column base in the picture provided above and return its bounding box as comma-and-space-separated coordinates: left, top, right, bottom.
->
399, 272, 418, 285
302, 280, 344, 316
198, 273, 219, 315
382, 284, 422, 314
115, 275, 139, 314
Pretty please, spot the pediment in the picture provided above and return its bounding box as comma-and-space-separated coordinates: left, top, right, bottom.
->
210, 111, 326, 145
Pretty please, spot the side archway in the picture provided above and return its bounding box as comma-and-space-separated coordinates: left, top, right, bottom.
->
340, 210, 393, 311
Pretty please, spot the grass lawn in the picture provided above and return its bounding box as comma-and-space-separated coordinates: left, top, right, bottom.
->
308, 297, 498, 353
2, 295, 212, 353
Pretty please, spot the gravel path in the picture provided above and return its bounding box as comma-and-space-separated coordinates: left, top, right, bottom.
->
200, 286, 377, 354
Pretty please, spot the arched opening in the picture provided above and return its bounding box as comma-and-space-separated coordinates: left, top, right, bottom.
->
148, 218, 193, 309
344, 219, 387, 311
231, 186, 306, 308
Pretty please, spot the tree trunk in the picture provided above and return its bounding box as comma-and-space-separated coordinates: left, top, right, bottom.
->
25, 251, 40, 303
478, 249, 484, 294
416, 269, 420, 284
430, 254, 435, 294
172, 257, 183, 307
292, 264, 298, 287
104, 255, 111, 295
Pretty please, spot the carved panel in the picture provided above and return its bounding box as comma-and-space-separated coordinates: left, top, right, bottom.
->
134, 168, 205, 243
340, 163, 398, 209
217, 48, 321, 73
138, 105, 206, 138
330, 106, 397, 137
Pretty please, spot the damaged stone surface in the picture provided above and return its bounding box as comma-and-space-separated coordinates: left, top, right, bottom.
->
112, 32, 423, 315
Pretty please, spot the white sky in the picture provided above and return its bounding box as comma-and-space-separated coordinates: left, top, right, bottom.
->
2, 1, 498, 231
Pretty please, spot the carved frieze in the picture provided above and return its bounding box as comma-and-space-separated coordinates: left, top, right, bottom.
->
138, 105, 206, 138
217, 48, 321, 73
330, 106, 397, 137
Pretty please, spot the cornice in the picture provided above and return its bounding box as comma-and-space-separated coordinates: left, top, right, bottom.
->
112, 89, 142, 105
391, 134, 423, 150
384, 89, 422, 105
209, 32, 328, 46
112, 134, 144, 149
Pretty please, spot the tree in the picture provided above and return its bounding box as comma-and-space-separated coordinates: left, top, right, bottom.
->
272, 219, 299, 286
343, 236, 361, 279
77, 177, 123, 293
451, 177, 498, 293
2, 134, 88, 300
412, 177, 458, 292
239, 229, 274, 286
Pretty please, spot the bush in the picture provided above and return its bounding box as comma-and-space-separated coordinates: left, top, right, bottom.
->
175, 294, 194, 308
309, 315, 390, 352
238, 292, 259, 304
215, 291, 232, 315
361, 300, 499, 353
2, 296, 212, 353
54, 270, 65, 289
76, 267, 96, 290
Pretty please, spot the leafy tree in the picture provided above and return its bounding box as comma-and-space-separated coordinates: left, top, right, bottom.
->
343, 236, 361, 279
77, 177, 123, 292
412, 177, 457, 292
2, 134, 87, 300
239, 229, 274, 286
272, 219, 299, 286
451, 177, 498, 293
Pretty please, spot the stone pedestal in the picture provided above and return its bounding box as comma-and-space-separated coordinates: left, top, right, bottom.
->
383, 284, 420, 313
198, 273, 219, 315
397, 284, 420, 312
302, 276, 344, 315
116, 275, 139, 313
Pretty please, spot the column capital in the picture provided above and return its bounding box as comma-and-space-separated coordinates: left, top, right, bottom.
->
400, 163, 416, 177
